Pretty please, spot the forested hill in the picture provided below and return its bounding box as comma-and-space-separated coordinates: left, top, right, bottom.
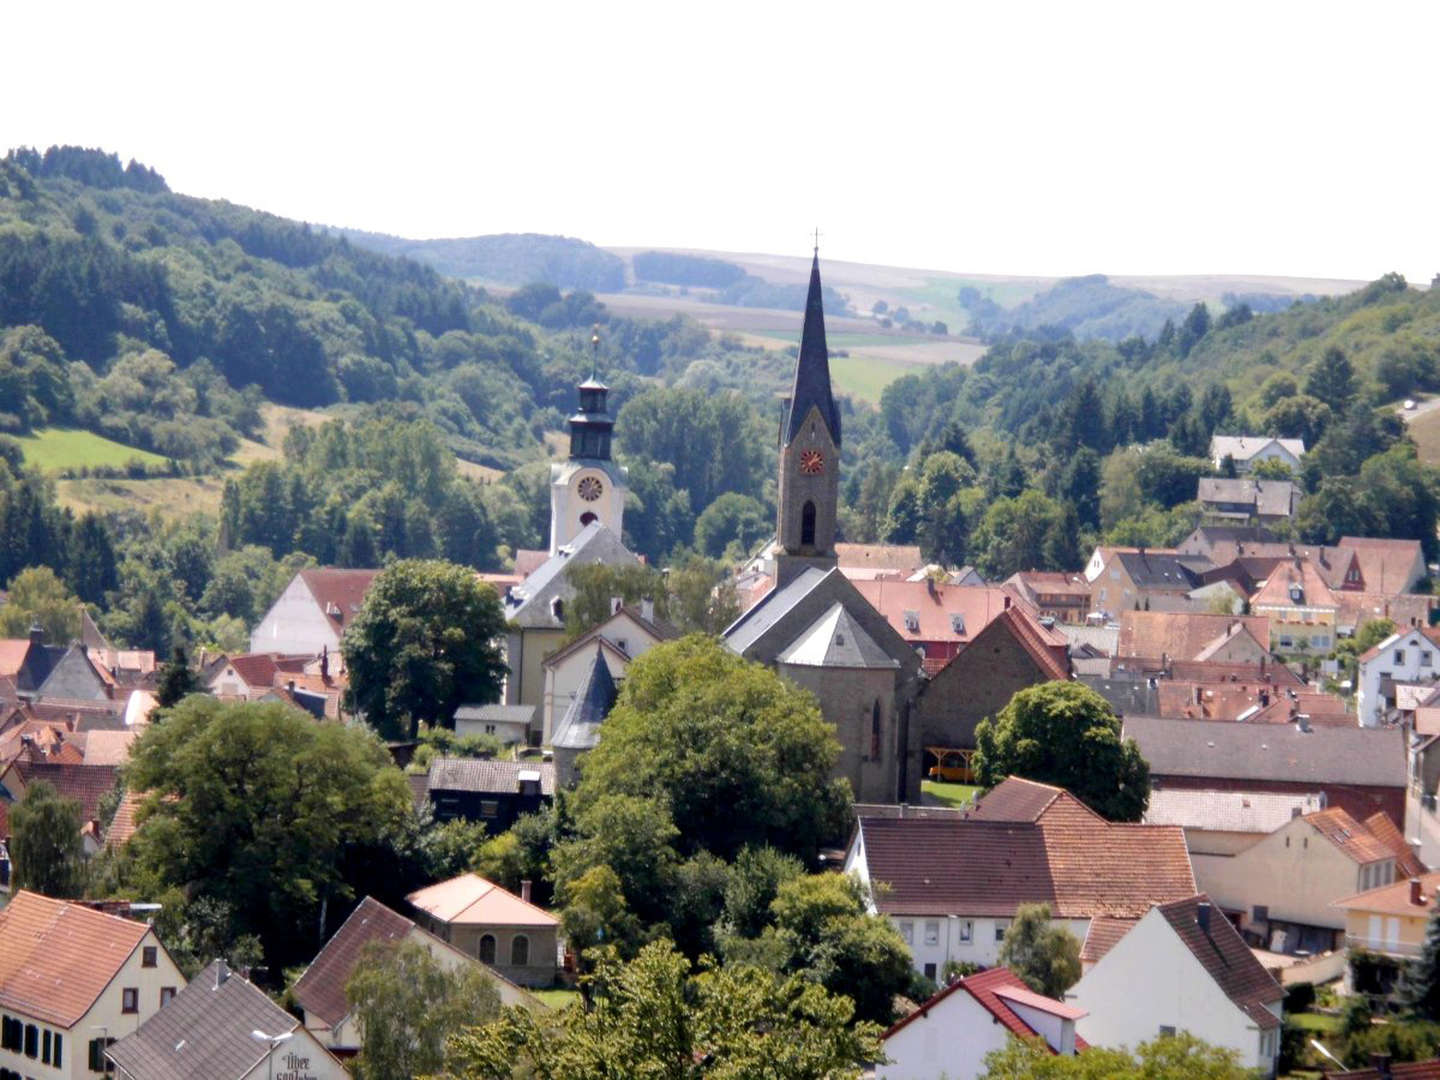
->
337, 229, 628, 292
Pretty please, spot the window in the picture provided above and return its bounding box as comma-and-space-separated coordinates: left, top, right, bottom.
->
1158, 1025, 1176, 1038
903, 611, 920, 632
142, 945, 158, 968
1425, 652, 1434, 668
924, 921, 939, 946
122, 987, 138, 1014
53, 1031, 62, 1067
42, 1028, 51, 1065
959, 920, 973, 943
1397, 650, 1407, 665
160, 987, 176, 1007
800, 501, 817, 547
899, 921, 914, 945
512, 934, 530, 966
484, 724, 497, 736
478, 934, 497, 965
24, 1022, 37, 1057
870, 702, 882, 761
89, 1035, 117, 1073
995, 921, 1009, 943
0, 1015, 19, 1050
480, 800, 500, 819
923, 962, 937, 981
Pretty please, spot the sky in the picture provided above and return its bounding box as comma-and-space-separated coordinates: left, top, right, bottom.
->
8, 1, 1439, 283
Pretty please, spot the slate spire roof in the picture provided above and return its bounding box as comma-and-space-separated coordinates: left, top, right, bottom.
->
777, 603, 900, 669
551, 645, 618, 750
783, 251, 841, 447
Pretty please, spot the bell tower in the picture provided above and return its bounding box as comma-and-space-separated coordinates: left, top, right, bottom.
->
549, 326, 628, 553
775, 247, 841, 587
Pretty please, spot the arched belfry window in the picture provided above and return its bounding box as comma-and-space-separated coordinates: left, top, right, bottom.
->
871, 700, 882, 760
479, 934, 496, 964
801, 500, 817, 547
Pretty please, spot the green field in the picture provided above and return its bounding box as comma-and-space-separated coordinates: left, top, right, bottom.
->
531, 988, 580, 1011
922, 780, 980, 808
15, 427, 170, 473
830, 353, 925, 403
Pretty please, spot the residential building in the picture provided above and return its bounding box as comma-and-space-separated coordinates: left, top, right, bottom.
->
1089, 549, 1204, 615
406, 873, 560, 987
1333, 871, 1440, 962
1197, 477, 1298, 522
1177, 525, 1279, 560
423, 757, 553, 833
1209, 434, 1306, 474
845, 778, 1195, 979
1116, 611, 1272, 663
1341, 536, 1428, 596
453, 704, 535, 746
835, 542, 926, 580
1250, 558, 1339, 655
249, 568, 378, 657
1003, 571, 1092, 624
0, 890, 185, 1080
1124, 715, 1409, 827
206, 652, 312, 702
849, 579, 1031, 674
292, 896, 541, 1056
1357, 627, 1440, 727
1144, 789, 1327, 857
877, 966, 1085, 1080
1191, 807, 1398, 954
107, 959, 350, 1080
1068, 895, 1284, 1075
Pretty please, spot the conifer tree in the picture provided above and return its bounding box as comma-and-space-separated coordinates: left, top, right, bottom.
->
1401, 905, 1440, 1020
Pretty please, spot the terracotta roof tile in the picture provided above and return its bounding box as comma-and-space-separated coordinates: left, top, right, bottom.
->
105, 787, 145, 848
1340, 536, 1426, 595
292, 896, 414, 1028
1080, 916, 1136, 964
1252, 558, 1339, 612
16, 760, 118, 822
0, 891, 152, 1027
299, 568, 379, 627
1118, 613, 1271, 661
0, 640, 32, 678
850, 580, 1033, 647
1304, 807, 1394, 864
884, 966, 1085, 1050
1335, 870, 1440, 917
406, 873, 559, 928
1326, 1058, 1440, 1079
1365, 810, 1427, 878
1156, 895, 1282, 1028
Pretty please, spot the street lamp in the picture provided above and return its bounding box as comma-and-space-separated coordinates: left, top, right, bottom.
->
250, 1029, 293, 1080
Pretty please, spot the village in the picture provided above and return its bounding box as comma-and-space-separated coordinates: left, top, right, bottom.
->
0, 253, 1437, 1080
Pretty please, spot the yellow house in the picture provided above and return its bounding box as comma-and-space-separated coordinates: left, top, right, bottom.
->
1333, 871, 1440, 960
1251, 559, 1339, 656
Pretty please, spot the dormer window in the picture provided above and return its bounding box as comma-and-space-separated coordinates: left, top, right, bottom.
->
950, 614, 965, 634
903, 611, 920, 633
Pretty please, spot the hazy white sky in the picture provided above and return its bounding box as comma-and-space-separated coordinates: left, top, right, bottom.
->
9, 1, 1438, 282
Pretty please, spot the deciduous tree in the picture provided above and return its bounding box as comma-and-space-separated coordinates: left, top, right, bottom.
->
9, 779, 85, 897
996, 902, 1082, 998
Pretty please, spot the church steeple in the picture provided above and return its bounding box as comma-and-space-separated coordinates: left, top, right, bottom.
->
774, 246, 841, 587
568, 325, 614, 461
548, 324, 628, 554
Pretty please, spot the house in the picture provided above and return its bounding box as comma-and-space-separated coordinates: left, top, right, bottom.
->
1333, 871, 1440, 963
1341, 536, 1428, 596
406, 873, 560, 987
206, 652, 311, 701
1190, 806, 1399, 954
1003, 571, 1092, 624
1197, 477, 1298, 522
877, 966, 1085, 1080
1068, 895, 1284, 1075
848, 578, 1033, 674
0, 757, 120, 854
551, 648, 618, 788
909, 606, 1070, 768
1357, 627, 1440, 727
1117, 611, 1272, 663
107, 959, 350, 1080
1210, 434, 1306, 474
423, 757, 554, 833
1123, 715, 1409, 827
539, 603, 672, 742
1089, 549, 1204, 615
835, 542, 926, 580
249, 568, 378, 657
0, 890, 185, 1079
1144, 788, 1327, 856
1177, 525, 1279, 560
1337, 591, 1437, 639
845, 778, 1195, 980
454, 704, 535, 746
1250, 558, 1340, 655
292, 896, 541, 1055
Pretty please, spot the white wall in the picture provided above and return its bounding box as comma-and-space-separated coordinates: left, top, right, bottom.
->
236, 1028, 350, 1080
877, 985, 1011, 1080
1069, 908, 1275, 1073
1359, 629, 1438, 727
550, 465, 626, 555
250, 577, 341, 656
892, 914, 1091, 976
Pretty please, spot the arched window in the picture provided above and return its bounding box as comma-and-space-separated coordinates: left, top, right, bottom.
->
478, 934, 496, 965
579, 511, 598, 527
511, 934, 530, 966
871, 700, 882, 760
801, 500, 817, 547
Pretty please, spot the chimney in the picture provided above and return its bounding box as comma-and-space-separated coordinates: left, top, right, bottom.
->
520, 880, 533, 903
215, 959, 230, 988
1411, 878, 1424, 906
1003, 595, 1011, 611
1372, 1052, 1394, 1080
640, 597, 655, 623
28, 624, 43, 645
1196, 901, 1212, 933
320, 644, 329, 680
610, 595, 624, 616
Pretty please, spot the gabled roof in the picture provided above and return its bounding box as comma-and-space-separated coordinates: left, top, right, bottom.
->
454, 704, 536, 725
835, 542, 924, 575
505, 523, 640, 629
782, 252, 841, 446
1303, 807, 1394, 864
1340, 536, 1426, 594
849, 579, 1031, 646
13, 759, 118, 822
1364, 810, 1427, 877
1194, 621, 1268, 662
1115, 551, 1200, 590
961, 776, 1102, 826
1080, 916, 1135, 965
541, 604, 677, 672
991, 606, 1072, 682
1210, 435, 1305, 462
778, 602, 900, 669
1155, 894, 1283, 1028
1197, 477, 1296, 517
1117, 612, 1271, 661
723, 567, 830, 654
0, 890, 152, 1027
293, 895, 414, 1027
0, 639, 33, 678
1251, 558, 1339, 611
1335, 871, 1440, 917
407, 873, 560, 927
883, 966, 1086, 1048
1144, 789, 1325, 834
426, 757, 555, 797
551, 648, 617, 751
107, 960, 320, 1080
1123, 715, 1407, 788
299, 567, 378, 628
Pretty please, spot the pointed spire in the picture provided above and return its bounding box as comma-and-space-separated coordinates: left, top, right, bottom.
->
784, 249, 841, 446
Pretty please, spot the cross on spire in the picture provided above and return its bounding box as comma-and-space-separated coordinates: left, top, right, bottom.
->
812, 227, 822, 254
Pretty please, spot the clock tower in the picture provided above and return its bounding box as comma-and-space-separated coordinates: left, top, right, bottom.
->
549, 329, 628, 554
775, 249, 841, 587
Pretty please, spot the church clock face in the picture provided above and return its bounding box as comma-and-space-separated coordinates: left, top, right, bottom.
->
799, 449, 825, 475
578, 475, 604, 501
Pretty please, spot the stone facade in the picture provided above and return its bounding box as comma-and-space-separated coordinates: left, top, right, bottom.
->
779, 661, 899, 804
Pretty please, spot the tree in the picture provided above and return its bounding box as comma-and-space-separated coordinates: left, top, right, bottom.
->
125, 698, 413, 973
0, 565, 80, 641
694, 493, 770, 560
440, 940, 882, 1080
969, 490, 1069, 579
1401, 905, 1440, 1020
9, 780, 85, 897
562, 562, 670, 638
980, 1031, 1251, 1079
974, 682, 1150, 821
1306, 346, 1358, 414
1176, 302, 1211, 357
154, 645, 203, 708
346, 939, 501, 1080
567, 636, 850, 865
1261, 393, 1332, 446
996, 902, 1082, 998
343, 559, 507, 740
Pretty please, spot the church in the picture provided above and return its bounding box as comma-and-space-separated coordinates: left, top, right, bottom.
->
724, 251, 926, 803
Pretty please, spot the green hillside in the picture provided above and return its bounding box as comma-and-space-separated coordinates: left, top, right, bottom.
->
15, 427, 170, 474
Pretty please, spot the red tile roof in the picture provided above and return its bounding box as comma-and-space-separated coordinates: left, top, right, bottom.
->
1365, 810, 1427, 878
14, 760, 118, 823
292, 896, 414, 1028
1251, 558, 1339, 612
1326, 1058, 1440, 1079
1118, 613, 1271, 661
1080, 916, 1136, 965
993, 606, 1071, 682
0, 890, 153, 1027
513, 549, 549, 579
835, 542, 925, 574
962, 777, 1102, 826
1303, 807, 1394, 864
1340, 536, 1425, 595
0, 640, 31, 678
850, 580, 1031, 646
1335, 871, 1440, 917
1156, 895, 1283, 1029
299, 568, 379, 628
884, 965, 1085, 1048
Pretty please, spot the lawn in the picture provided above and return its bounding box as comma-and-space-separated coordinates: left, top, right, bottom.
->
922, 780, 980, 808
1289, 1011, 1341, 1033
14, 427, 170, 473
531, 988, 580, 1011
1408, 406, 1440, 467
830, 352, 926, 403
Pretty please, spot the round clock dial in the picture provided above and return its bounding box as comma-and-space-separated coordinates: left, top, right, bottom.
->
578, 476, 604, 502
799, 449, 825, 475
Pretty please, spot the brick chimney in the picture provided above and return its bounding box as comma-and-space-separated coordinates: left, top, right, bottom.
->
520, 880, 533, 903
1411, 878, 1424, 906
1196, 900, 1212, 933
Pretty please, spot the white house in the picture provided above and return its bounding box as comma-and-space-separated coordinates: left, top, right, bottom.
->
1357, 627, 1440, 727
249, 568, 377, 657
539, 604, 672, 743
1068, 895, 1283, 1075
1209, 435, 1306, 475
0, 890, 186, 1080
877, 966, 1085, 1080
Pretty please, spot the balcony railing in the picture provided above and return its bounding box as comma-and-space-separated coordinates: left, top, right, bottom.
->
1345, 934, 1423, 958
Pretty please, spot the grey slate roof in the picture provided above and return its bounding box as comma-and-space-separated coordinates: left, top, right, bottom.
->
551, 648, 617, 751
1115, 551, 1200, 590
1123, 715, 1407, 788
504, 523, 640, 629
427, 756, 556, 796
107, 960, 318, 1080
455, 704, 537, 725
1079, 675, 1159, 717
783, 252, 841, 446
722, 567, 830, 655
1197, 477, 1296, 517
778, 603, 900, 669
